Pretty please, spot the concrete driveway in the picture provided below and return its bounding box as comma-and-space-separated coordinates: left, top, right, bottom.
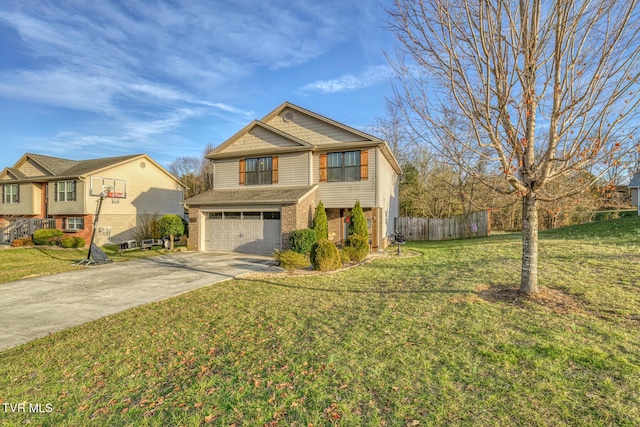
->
0, 252, 278, 352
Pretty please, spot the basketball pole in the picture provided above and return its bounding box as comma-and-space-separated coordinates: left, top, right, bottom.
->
86, 191, 107, 261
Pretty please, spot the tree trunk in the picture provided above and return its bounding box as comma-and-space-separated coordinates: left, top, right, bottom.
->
520, 192, 539, 293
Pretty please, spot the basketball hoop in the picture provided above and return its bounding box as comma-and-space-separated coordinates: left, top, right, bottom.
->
107, 191, 124, 199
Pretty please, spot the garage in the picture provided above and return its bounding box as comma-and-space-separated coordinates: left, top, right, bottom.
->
204, 211, 281, 254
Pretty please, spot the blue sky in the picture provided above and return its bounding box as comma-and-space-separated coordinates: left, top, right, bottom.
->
0, 0, 398, 167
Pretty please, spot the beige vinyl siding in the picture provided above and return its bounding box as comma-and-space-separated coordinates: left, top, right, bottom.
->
48, 180, 85, 215
213, 152, 309, 190
17, 159, 51, 177
0, 183, 37, 215
266, 108, 369, 146
85, 159, 183, 217
375, 147, 400, 239
221, 126, 303, 154
313, 149, 376, 208
93, 213, 167, 246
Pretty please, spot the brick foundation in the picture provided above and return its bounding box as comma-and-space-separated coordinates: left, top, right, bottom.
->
51, 214, 93, 247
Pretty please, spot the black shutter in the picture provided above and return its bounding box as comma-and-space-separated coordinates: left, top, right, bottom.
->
54, 182, 58, 202
72, 181, 77, 201
15, 185, 19, 203
80, 218, 84, 230
1, 185, 4, 204
62, 218, 66, 229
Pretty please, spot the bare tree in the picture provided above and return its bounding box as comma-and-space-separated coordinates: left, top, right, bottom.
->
168, 143, 214, 199
387, 0, 640, 293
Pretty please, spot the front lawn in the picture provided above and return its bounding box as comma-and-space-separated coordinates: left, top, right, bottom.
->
1, 216, 639, 426
0, 246, 165, 285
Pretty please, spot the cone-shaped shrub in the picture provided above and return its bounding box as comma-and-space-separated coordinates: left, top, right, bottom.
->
313, 201, 328, 240
348, 200, 368, 238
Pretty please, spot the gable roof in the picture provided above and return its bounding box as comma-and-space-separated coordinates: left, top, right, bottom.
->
261, 101, 384, 143
206, 102, 402, 174
1, 153, 184, 187
629, 173, 640, 188
208, 120, 314, 160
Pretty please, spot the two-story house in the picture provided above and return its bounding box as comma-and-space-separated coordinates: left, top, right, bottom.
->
184, 102, 402, 255
0, 153, 184, 246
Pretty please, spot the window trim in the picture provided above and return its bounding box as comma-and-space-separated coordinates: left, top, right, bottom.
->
2, 184, 19, 204
327, 151, 361, 182
55, 180, 77, 202
63, 217, 84, 231
245, 156, 273, 186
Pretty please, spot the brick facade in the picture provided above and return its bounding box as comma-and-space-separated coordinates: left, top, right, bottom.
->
51, 214, 93, 246
281, 193, 316, 249
187, 207, 200, 251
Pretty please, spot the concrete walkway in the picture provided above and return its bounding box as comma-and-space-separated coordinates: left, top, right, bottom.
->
0, 252, 278, 352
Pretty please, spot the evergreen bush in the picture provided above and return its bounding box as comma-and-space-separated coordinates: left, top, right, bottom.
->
313, 201, 329, 240
73, 237, 86, 248
288, 228, 317, 254
345, 235, 370, 262
338, 249, 351, 264
310, 239, 342, 271
348, 200, 368, 238
274, 250, 310, 272
33, 229, 63, 245
61, 236, 76, 248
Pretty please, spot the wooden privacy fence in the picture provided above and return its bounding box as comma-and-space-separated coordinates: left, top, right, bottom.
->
394, 211, 490, 241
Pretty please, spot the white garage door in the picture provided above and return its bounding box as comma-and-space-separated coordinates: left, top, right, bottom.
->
205, 211, 281, 255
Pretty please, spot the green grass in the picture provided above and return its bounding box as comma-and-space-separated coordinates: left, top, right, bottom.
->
0, 246, 166, 285
1, 216, 639, 426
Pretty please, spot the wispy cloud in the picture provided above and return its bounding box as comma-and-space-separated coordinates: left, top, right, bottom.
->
301, 65, 395, 94
0, 0, 360, 156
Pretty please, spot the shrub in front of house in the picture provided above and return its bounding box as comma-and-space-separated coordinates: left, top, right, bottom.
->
313, 201, 329, 240
61, 236, 76, 248
61, 236, 85, 248
338, 248, 351, 264
274, 249, 310, 272
348, 200, 369, 238
288, 228, 317, 254
345, 235, 370, 262
310, 239, 342, 271
33, 229, 63, 245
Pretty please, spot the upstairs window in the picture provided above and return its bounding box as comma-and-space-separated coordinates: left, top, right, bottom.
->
55, 181, 76, 202
327, 151, 361, 182
2, 184, 19, 204
240, 157, 278, 185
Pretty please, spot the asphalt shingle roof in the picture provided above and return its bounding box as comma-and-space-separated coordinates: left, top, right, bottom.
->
629, 173, 640, 188
15, 153, 142, 179
184, 185, 317, 206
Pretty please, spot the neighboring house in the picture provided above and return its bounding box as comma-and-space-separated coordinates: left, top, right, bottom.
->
0, 153, 184, 246
184, 102, 402, 255
629, 172, 640, 215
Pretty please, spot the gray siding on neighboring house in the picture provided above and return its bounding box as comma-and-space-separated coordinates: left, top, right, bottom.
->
632, 188, 639, 207
375, 147, 399, 239
213, 152, 310, 190
266, 107, 370, 146
313, 148, 377, 208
